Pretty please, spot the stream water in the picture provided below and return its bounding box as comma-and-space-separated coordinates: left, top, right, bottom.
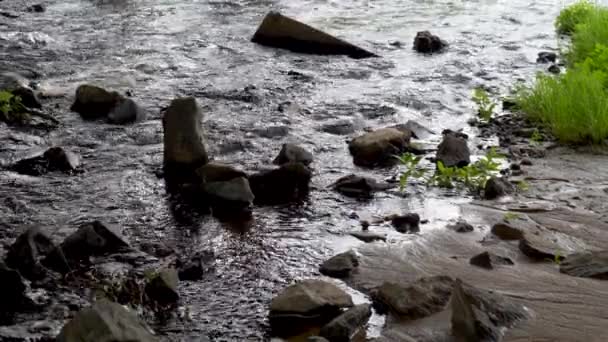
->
0, 0, 567, 340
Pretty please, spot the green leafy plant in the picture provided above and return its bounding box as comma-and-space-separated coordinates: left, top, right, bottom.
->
567, 7, 608, 66
428, 148, 504, 192
0, 90, 28, 123
545, 251, 564, 265
555, 0, 596, 35
472, 88, 497, 122
395, 153, 426, 190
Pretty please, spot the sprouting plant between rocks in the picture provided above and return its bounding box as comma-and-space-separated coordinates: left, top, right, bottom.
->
472, 88, 497, 122
397, 148, 505, 193
0, 90, 29, 124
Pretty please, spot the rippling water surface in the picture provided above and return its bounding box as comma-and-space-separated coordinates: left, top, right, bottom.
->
0, 0, 565, 340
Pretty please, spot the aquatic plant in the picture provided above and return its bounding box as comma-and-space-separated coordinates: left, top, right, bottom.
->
395, 152, 425, 190
0, 90, 29, 123
472, 88, 496, 122
555, 0, 596, 35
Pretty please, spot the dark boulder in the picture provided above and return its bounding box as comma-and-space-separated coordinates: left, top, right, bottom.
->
350, 231, 387, 243
484, 176, 514, 200
519, 234, 565, 262
560, 250, 608, 280
70, 84, 122, 120
43, 221, 130, 272
372, 276, 454, 318
413, 31, 447, 53
436, 132, 470, 168
10, 147, 81, 176
11, 86, 42, 109
6, 226, 57, 280
319, 250, 359, 278
331, 174, 393, 198
145, 268, 179, 306
548, 64, 561, 74
254, 125, 290, 139
348, 127, 412, 167
26, 4, 45, 13
177, 250, 215, 281
196, 163, 254, 207
321, 119, 359, 135
251, 12, 377, 59
469, 251, 514, 270
56, 299, 159, 342
108, 98, 144, 124
273, 143, 313, 166
391, 213, 421, 233
269, 279, 354, 337
249, 162, 312, 204
319, 304, 372, 342
537, 51, 557, 64
0, 260, 29, 313
447, 220, 474, 233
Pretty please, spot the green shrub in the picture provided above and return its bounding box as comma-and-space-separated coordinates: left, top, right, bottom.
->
0, 90, 29, 124
516, 68, 608, 144
568, 8, 608, 66
555, 0, 596, 35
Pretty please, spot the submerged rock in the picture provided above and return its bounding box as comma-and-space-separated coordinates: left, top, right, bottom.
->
249, 162, 312, 204
319, 304, 372, 342
163, 97, 209, 178
436, 132, 470, 168
177, 250, 215, 281
537, 51, 557, 64
560, 250, 608, 280
56, 299, 158, 342
145, 268, 180, 306
269, 279, 354, 337
447, 220, 474, 233
451, 279, 527, 341
469, 251, 514, 270
321, 119, 359, 135
0, 260, 28, 313
484, 176, 514, 200
319, 250, 359, 278
391, 213, 421, 233
70, 84, 122, 120
44, 221, 129, 272
108, 97, 144, 124
350, 231, 387, 243
413, 31, 447, 53
6, 226, 57, 280
348, 127, 412, 167
373, 276, 454, 319
10, 147, 81, 176
273, 143, 313, 166
331, 174, 393, 198
251, 12, 377, 59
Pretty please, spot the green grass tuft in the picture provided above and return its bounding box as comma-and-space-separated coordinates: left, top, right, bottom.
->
568, 7, 608, 66
555, 0, 596, 35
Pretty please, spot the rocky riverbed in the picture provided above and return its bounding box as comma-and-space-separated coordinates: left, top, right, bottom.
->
1, 0, 607, 341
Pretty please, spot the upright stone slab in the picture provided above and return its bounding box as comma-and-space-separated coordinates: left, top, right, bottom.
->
251, 12, 377, 59
162, 97, 209, 177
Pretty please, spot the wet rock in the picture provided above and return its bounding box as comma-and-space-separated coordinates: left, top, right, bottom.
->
26, 4, 45, 13
319, 304, 372, 342
70, 84, 122, 120
145, 268, 179, 306
251, 12, 377, 59
308, 337, 330, 342
502, 99, 518, 110
249, 162, 312, 204
436, 132, 470, 168
10, 147, 81, 176
413, 31, 447, 53
273, 143, 313, 166
469, 251, 514, 270
519, 234, 565, 261
452, 279, 527, 341
484, 176, 514, 200
548, 64, 561, 74
560, 250, 608, 279
0, 260, 28, 312
391, 213, 420, 233
447, 220, 474, 233
331, 174, 393, 198
1, 11, 20, 19
197, 163, 253, 206
140, 242, 174, 258
56, 299, 158, 342
254, 125, 290, 139
321, 119, 359, 135
11, 86, 42, 109
521, 158, 533, 166
177, 250, 214, 281
350, 231, 387, 243
44, 221, 129, 272
397, 120, 435, 139
6, 227, 57, 280
537, 51, 557, 64
348, 127, 412, 167
269, 279, 354, 337
373, 276, 454, 318
108, 98, 144, 124
163, 97, 209, 178
491, 218, 534, 241
319, 250, 359, 278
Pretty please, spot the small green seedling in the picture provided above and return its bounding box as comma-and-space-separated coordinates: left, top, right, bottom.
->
472, 88, 497, 122
395, 153, 426, 190
545, 251, 563, 265
530, 129, 543, 145
0, 90, 28, 123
